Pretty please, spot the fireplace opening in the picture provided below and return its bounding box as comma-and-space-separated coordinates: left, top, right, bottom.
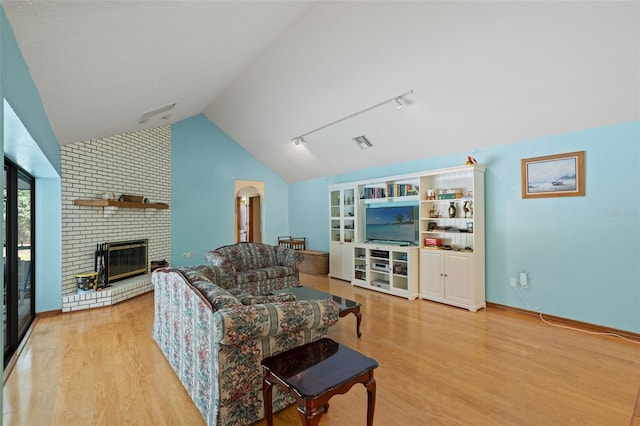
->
96, 239, 148, 284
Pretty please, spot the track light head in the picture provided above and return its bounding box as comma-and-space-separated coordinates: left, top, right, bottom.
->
395, 97, 403, 109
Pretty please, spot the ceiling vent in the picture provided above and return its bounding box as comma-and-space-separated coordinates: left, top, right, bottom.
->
354, 135, 373, 149
139, 103, 176, 124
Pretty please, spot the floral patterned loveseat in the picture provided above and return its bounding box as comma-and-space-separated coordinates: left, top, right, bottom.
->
204, 242, 303, 295
152, 265, 338, 426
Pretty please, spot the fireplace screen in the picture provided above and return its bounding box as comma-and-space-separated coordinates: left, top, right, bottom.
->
96, 239, 148, 284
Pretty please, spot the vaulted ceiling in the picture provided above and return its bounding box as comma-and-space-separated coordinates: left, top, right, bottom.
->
4, 1, 639, 182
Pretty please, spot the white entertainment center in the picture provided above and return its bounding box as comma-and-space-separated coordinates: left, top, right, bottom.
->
328, 165, 485, 311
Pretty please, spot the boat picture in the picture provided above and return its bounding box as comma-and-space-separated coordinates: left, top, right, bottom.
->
522, 151, 584, 198
526, 157, 578, 193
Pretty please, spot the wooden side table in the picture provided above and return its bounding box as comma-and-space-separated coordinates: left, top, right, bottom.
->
262, 338, 378, 426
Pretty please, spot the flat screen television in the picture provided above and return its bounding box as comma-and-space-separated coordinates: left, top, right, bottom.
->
365, 205, 419, 245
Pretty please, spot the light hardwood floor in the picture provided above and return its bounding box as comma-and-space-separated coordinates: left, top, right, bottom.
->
4, 273, 640, 425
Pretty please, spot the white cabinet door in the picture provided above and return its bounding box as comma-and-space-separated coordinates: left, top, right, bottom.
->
443, 252, 471, 306
419, 250, 444, 300
329, 242, 353, 281
341, 243, 354, 281
342, 243, 353, 282
329, 241, 343, 277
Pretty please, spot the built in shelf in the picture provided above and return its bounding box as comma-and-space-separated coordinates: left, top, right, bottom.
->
73, 199, 169, 209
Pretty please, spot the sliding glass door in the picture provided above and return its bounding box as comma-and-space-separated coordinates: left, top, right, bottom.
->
4, 159, 35, 367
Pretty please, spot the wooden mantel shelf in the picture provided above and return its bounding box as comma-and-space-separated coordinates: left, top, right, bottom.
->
73, 199, 169, 210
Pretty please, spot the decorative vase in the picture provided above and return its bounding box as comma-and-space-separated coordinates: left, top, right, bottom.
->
448, 202, 456, 218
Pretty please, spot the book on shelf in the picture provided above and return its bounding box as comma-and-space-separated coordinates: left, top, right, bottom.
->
386, 183, 419, 198
361, 187, 386, 199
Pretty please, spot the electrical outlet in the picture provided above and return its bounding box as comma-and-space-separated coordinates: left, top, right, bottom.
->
510, 277, 517, 287
520, 272, 528, 288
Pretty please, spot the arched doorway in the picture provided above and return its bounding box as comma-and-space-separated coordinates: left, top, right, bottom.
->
235, 181, 264, 243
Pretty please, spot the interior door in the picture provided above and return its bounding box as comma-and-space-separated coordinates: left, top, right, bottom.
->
248, 195, 261, 243
235, 183, 263, 244
236, 196, 247, 242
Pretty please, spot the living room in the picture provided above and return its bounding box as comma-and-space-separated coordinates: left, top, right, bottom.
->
1, 1, 639, 424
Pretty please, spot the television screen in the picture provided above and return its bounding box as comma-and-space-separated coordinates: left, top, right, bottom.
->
365, 205, 418, 245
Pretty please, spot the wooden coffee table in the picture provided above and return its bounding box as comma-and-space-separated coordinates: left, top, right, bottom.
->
262, 338, 378, 426
272, 286, 362, 337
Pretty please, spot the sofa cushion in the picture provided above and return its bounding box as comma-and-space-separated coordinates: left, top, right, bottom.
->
216, 243, 277, 272
228, 288, 297, 305
235, 266, 296, 286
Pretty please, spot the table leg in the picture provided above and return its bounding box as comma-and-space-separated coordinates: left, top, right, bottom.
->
263, 376, 274, 426
297, 404, 325, 426
365, 373, 376, 426
354, 309, 362, 338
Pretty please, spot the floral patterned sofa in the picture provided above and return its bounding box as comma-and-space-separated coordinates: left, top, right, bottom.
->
152, 265, 338, 426
204, 242, 303, 294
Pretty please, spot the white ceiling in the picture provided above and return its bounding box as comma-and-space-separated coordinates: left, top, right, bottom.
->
4, 1, 639, 183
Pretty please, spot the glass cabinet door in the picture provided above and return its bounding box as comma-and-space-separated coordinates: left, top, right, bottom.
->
343, 188, 355, 243
329, 187, 358, 244
330, 189, 341, 242
330, 190, 341, 218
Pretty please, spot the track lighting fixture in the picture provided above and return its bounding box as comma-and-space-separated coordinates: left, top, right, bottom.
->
290, 90, 414, 146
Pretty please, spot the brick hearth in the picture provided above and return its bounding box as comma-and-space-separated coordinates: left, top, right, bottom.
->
62, 274, 153, 312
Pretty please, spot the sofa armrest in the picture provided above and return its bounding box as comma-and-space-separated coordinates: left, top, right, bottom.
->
179, 264, 231, 286
213, 298, 339, 345
275, 245, 304, 269
202, 252, 236, 287
153, 267, 241, 310
204, 250, 233, 270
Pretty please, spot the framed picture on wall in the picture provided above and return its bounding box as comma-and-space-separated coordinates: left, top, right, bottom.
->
521, 151, 585, 199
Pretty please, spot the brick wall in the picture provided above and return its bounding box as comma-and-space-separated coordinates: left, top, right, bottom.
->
61, 126, 171, 298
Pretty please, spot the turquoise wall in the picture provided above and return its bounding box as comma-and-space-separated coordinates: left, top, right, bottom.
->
290, 121, 640, 333
1, 6, 62, 312
171, 114, 290, 267
35, 179, 62, 312
289, 177, 330, 249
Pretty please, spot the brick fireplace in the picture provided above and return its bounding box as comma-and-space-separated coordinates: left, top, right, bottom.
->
61, 126, 171, 312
